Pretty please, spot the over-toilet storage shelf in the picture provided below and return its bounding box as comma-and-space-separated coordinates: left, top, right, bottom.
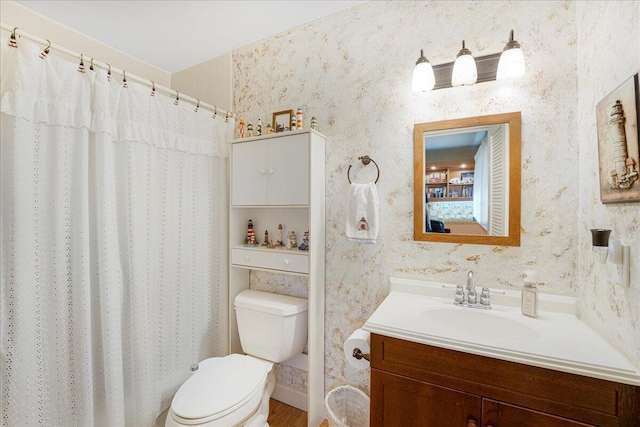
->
228, 130, 326, 427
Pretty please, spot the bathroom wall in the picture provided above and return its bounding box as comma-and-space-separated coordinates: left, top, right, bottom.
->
0, 1, 171, 86
232, 1, 579, 393
171, 53, 233, 112
576, 1, 640, 367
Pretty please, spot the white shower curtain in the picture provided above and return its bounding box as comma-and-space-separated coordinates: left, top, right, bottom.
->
0, 39, 231, 426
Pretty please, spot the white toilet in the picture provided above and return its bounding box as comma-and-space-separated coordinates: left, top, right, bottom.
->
166, 290, 308, 427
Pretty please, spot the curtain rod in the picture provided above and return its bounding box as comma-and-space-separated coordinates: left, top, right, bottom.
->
0, 23, 234, 119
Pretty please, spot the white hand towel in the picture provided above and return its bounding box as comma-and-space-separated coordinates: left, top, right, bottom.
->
345, 182, 379, 244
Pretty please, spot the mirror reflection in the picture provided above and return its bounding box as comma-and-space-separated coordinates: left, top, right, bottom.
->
413, 112, 521, 246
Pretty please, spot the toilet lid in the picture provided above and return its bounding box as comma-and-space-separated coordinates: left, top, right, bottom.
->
171, 354, 272, 420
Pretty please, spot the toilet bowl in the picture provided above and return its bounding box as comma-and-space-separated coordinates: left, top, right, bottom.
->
166, 290, 308, 427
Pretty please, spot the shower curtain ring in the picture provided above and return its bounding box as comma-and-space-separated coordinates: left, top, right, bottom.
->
78, 53, 85, 73
122, 70, 128, 88
174, 91, 180, 106
8, 27, 18, 47
212, 106, 217, 118
106, 63, 111, 81
194, 99, 200, 112
150, 80, 156, 96
39, 39, 51, 59
89, 57, 95, 71
225, 111, 229, 123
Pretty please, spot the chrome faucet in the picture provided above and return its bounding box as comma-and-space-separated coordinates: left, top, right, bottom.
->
454, 270, 491, 309
467, 271, 477, 304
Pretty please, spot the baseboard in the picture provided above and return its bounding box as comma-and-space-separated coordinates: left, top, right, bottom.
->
272, 383, 308, 412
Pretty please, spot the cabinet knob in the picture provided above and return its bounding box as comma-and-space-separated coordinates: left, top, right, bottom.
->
260, 169, 266, 175
268, 168, 274, 175
466, 420, 477, 427
283, 259, 290, 265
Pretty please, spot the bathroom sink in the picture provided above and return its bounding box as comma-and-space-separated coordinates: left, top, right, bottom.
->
420, 307, 540, 342
363, 278, 640, 386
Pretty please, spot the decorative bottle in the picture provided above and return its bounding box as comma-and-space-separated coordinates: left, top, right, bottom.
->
521, 270, 538, 318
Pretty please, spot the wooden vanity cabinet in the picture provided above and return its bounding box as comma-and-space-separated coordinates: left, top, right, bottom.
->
370, 334, 640, 427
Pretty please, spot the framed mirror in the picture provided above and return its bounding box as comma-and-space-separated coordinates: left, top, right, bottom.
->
413, 112, 521, 246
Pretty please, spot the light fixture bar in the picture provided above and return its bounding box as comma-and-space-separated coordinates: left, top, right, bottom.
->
432, 52, 501, 90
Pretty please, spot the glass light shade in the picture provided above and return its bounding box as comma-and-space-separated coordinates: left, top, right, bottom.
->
412, 61, 435, 92
451, 54, 478, 87
592, 246, 609, 264
497, 47, 525, 79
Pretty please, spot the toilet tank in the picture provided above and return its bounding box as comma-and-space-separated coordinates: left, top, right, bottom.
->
234, 290, 308, 363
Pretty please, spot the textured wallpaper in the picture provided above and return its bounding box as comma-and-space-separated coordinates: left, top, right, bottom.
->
576, 1, 640, 368
230, 0, 638, 395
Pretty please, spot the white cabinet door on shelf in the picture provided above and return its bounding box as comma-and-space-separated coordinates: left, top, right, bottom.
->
268, 134, 309, 205
231, 133, 309, 206
232, 140, 268, 205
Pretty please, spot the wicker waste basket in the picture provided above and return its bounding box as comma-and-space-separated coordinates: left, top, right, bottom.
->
324, 385, 370, 427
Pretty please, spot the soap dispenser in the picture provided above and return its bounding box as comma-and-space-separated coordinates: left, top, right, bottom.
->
522, 270, 538, 318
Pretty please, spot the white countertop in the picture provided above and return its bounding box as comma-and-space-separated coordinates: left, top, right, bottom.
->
363, 277, 640, 386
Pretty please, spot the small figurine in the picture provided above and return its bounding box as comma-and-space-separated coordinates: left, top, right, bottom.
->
266, 124, 274, 134
288, 231, 297, 249
296, 108, 303, 129
298, 231, 309, 251
274, 224, 285, 248
247, 123, 254, 137
291, 115, 297, 131
245, 219, 258, 246
310, 116, 318, 130
261, 230, 271, 247
239, 118, 245, 138
257, 118, 262, 136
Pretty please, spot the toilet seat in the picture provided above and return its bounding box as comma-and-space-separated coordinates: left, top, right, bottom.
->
170, 354, 273, 425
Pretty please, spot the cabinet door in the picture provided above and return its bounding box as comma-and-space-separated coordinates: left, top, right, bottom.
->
371, 369, 482, 427
232, 140, 268, 206
482, 399, 594, 427
267, 134, 309, 205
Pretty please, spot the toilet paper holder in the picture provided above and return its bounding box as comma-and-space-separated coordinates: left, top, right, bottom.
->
352, 348, 370, 362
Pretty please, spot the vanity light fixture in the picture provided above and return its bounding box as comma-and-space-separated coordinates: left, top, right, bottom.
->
590, 229, 630, 287
496, 30, 526, 80
412, 29, 525, 92
451, 41, 478, 87
412, 49, 436, 92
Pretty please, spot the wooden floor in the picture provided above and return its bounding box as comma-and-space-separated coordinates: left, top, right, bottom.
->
267, 399, 329, 427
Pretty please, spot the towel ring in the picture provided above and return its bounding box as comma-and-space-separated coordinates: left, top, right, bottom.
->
347, 155, 379, 184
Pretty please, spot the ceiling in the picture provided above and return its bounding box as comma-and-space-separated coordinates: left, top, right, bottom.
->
11, 0, 366, 73
425, 131, 487, 152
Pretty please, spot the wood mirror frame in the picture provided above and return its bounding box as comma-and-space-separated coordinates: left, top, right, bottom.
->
413, 112, 521, 246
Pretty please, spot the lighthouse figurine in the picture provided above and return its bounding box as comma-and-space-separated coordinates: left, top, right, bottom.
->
296, 108, 303, 129
244, 219, 258, 246
247, 123, 254, 137
274, 224, 285, 248
257, 118, 262, 136
239, 118, 245, 138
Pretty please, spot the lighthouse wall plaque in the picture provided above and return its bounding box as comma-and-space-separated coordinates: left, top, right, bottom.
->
595, 72, 640, 203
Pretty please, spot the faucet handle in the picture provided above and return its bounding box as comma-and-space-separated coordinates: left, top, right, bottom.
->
480, 287, 491, 306
455, 285, 465, 303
